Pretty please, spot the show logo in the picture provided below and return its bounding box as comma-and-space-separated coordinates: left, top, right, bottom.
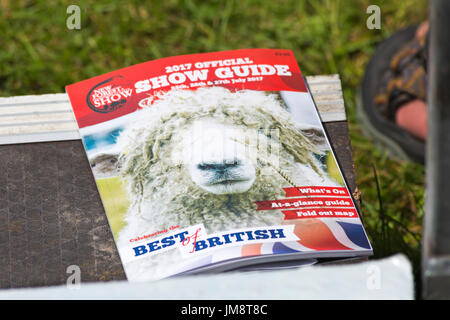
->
86, 75, 133, 113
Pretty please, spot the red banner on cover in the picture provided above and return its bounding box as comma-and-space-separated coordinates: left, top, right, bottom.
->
66, 49, 307, 128
282, 208, 358, 220
283, 186, 350, 197
254, 196, 354, 211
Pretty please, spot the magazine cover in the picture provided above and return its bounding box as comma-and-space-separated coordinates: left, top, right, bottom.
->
66, 49, 372, 281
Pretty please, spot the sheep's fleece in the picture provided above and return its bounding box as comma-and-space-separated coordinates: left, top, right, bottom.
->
114, 87, 337, 280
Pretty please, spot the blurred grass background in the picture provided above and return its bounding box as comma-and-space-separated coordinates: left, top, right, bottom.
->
0, 0, 427, 293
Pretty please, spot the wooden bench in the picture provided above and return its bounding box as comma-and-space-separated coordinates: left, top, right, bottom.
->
0, 74, 359, 288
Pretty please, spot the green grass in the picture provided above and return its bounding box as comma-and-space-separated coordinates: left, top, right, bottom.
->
96, 177, 129, 239
1, 0, 427, 294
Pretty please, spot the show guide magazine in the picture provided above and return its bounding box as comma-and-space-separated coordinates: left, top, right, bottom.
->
66, 49, 372, 282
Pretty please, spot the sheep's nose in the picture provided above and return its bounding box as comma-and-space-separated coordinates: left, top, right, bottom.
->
197, 160, 240, 172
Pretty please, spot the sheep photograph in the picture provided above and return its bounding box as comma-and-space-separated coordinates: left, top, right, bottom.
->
82, 86, 346, 280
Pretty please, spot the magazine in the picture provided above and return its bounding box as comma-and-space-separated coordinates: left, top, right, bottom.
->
66, 49, 372, 282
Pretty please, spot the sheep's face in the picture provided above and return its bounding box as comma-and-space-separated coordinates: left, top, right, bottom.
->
177, 118, 258, 195
111, 88, 327, 226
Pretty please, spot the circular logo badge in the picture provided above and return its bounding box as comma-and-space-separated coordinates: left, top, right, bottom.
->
86, 75, 133, 113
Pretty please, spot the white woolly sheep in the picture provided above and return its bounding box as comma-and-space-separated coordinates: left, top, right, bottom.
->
92, 86, 337, 281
